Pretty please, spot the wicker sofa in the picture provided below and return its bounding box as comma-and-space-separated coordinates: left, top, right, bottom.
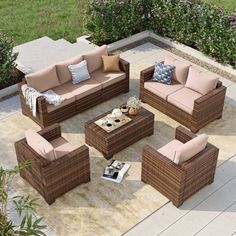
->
140, 56, 226, 132
19, 45, 130, 127
15, 124, 90, 204
141, 126, 219, 207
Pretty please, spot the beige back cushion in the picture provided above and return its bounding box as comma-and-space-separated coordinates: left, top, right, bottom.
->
56, 55, 83, 84
185, 67, 219, 95
164, 56, 191, 84
25, 65, 60, 92
25, 129, 55, 161
174, 134, 208, 164
83, 45, 108, 73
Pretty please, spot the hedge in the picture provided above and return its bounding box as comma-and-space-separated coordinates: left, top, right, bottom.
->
85, 0, 236, 68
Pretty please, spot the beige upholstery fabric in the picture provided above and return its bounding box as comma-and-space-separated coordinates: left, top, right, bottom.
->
25, 129, 55, 161
25, 65, 60, 92
102, 55, 121, 72
174, 134, 208, 164
50, 137, 76, 159
47, 85, 75, 112
158, 139, 184, 162
56, 55, 83, 84
91, 69, 126, 88
185, 66, 219, 95
62, 79, 102, 100
144, 81, 184, 100
83, 45, 108, 73
167, 87, 202, 114
164, 56, 191, 84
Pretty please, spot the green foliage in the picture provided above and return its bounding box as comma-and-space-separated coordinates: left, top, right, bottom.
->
0, 33, 18, 85
85, 0, 236, 68
0, 163, 47, 236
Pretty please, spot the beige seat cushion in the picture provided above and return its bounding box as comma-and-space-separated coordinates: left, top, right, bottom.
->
158, 139, 184, 163
62, 79, 102, 100
25, 65, 60, 92
174, 134, 208, 164
91, 69, 126, 88
144, 81, 184, 100
56, 55, 83, 84
164, 56, 191, 84
185, 66, 219, 95
47, 85, 75, 112
102, 55, 121, 72
50, 137, 76, 159
25, 129, 55, 161
167, 87, 202, 114
83, 45, 108, 73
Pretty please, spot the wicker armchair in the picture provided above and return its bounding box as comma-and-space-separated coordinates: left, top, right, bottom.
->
15, 124, 90, 204
141, 126, 219, 207
140, 65, 226, 133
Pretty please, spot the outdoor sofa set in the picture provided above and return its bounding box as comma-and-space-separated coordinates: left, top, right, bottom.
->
15, 45, 225, 207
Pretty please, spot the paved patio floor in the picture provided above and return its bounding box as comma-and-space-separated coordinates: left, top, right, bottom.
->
1, 42, 236, 236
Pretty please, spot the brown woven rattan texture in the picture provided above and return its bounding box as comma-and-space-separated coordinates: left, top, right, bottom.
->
18, 58, 130, 127
15, 124, 90, 204
85, 107, 154, 159
141, 126, 219, 207
140, 65, 226, 133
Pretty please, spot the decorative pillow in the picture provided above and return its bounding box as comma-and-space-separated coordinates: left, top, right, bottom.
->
25, 129, 55, 161
25, 65, 60, 92
83, 45, 108, 73
56, 55, 83, 84
102, 55, 121, 72
174, 134, 208, 164
164, 56, 191, 84
68, 60, 90, 84
151, 62, 175, 85
185, 67, 219, 95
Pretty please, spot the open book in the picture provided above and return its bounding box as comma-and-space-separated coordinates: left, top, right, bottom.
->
101, 160, 130, 183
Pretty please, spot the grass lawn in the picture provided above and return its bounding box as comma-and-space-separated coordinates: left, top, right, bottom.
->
0, 0, 87, 45
204, 0, 236, 12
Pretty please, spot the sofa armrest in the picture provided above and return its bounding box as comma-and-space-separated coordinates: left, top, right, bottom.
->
193, 85, 226, 118
142, 145, 185, 180
140, 65, 155, 83
175, 126, 196, 143
119, 58, 130, 78
38, 124, 61, 141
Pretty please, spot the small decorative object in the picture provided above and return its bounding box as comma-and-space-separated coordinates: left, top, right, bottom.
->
110, 108, 123, 118
120, 104, 129, 113
127, 96, 141, 116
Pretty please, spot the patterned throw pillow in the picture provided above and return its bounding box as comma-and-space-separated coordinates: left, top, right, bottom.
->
68, 60, 90, 84
151, 62, 175, 85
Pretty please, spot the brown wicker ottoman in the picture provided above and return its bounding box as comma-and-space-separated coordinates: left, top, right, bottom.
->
85, 107, 154, 159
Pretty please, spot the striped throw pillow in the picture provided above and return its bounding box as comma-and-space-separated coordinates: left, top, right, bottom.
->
68, 60, 90, 84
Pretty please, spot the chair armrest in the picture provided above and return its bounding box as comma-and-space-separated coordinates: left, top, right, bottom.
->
38, 124, 61, 141
41, 145, 90, 184
142, 145, 185, 180
119, 58, 130, 78
140, 65, 155, 84
175, 126, 196, 143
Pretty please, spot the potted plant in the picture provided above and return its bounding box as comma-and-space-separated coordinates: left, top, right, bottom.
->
127, 96, 141, 116
0, 162, 47, 236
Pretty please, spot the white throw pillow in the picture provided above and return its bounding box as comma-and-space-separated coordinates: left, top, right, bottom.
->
68, 60, 90, 84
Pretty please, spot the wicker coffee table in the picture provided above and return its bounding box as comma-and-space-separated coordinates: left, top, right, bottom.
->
85, 107, 154, 159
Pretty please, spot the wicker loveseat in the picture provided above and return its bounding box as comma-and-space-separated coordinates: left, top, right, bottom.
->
15, 124, 90, 204
140, 56, 226, 133
141, 126, 219, 207
19, 45, 130, 127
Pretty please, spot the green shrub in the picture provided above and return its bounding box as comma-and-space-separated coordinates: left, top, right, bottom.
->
0, 33, 18, 86
85, 0, 236, 68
